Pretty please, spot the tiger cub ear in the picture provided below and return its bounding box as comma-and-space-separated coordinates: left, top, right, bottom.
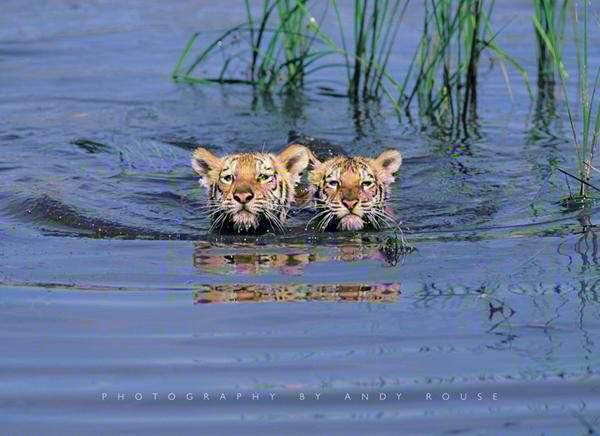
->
307, 149, 322, 169
192, 147, 222, 187
276, 144, 310, 182
307, 150, 325, 185
373, 149, 402, 185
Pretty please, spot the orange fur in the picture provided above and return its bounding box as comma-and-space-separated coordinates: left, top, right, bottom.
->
192, 144, 309, 233
308, 149, 402, 231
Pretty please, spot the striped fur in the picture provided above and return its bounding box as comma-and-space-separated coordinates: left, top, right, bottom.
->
192, 144, 309, 234
308, 150, 402, 231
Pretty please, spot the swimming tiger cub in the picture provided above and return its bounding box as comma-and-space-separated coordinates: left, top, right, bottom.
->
191, 144, 310, 233
308, 150, 402, 231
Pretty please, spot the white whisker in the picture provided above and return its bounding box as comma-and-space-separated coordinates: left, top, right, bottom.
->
305, 208, 330, 229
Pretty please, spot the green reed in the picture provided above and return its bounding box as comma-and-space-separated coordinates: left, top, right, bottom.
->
174, 0, 526, 133
173, 0, 330, 92
400, 0, 529, 137
527, 1, 568, 145
332, 0, 409, 101
533, 0, 569, 86
534, 0, 600, 200
174, 0, 410, 99
275, 0, 310, 88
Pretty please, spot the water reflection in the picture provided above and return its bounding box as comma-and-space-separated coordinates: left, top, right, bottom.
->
192, 239, 405, 303
558, 209, 600, 273
415, 282, 517, 333
574, 212, 600, 269
526, 73, 562, 146
193, 248, 312, 276
192, 241, 400, 276
193, 283, 401, 304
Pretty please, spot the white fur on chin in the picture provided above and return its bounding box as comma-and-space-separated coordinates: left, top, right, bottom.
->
338, 215, 364, 231
232, 210, 259, 231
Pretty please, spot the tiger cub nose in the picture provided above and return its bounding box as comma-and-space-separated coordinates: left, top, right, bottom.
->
234, 191, 254, 204
342, 198, 358, 210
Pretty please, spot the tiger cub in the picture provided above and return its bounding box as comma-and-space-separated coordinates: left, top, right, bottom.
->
192, 144, 310, 233
308, 150, 402, 231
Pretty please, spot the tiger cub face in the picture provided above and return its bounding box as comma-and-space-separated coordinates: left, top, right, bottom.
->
192, 144, 309, 233
308, 150, 402, 231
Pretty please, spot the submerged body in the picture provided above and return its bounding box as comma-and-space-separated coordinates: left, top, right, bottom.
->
192, 144, 310, 234
308, 150, 402, 231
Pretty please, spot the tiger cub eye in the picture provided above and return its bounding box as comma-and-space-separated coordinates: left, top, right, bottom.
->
257, 174, 273, 182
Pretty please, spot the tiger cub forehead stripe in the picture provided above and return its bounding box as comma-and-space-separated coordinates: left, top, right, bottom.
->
221, 161, 235, 173
325, 167, 341, 180
256, 159, 274, 174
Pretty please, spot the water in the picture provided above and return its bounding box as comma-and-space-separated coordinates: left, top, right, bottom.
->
1, 1, 600, 434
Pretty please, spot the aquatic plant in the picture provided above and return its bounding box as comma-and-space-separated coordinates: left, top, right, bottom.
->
330, 0, 409, 101
174, 0, 527, 135
528, 1, 569, 144
173, 0, 410, 99
533, 0, 569, 86
534, 0, 600, 201
379, 229, 414, 266
172, 0, 329, 91
401, 0, 530, 137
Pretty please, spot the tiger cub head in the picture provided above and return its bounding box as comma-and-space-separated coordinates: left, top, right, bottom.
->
308, 150, 402, 231
192, 144, 310, 233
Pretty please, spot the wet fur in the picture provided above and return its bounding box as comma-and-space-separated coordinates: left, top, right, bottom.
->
308, 150, 402, 232
191, 144, 310, 234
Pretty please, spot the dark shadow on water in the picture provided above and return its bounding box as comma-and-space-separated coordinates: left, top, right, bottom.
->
287, 130, 347, 161
70, 138, 112, 154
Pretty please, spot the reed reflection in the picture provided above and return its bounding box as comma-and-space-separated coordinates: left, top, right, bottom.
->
558, 209, 600, 273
